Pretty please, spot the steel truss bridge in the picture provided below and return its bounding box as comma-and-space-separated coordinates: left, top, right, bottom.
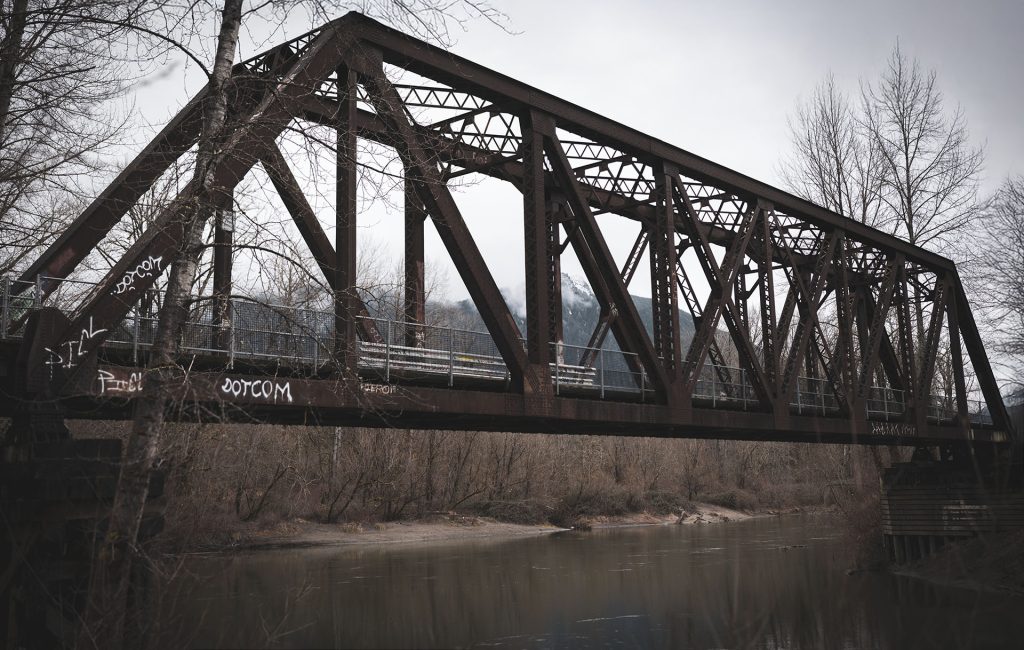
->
0, 12, 1013, 447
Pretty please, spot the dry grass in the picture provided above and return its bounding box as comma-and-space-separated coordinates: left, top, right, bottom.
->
67, 420, 882, 550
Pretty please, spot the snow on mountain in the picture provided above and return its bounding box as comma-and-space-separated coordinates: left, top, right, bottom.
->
446, 273, 696, 351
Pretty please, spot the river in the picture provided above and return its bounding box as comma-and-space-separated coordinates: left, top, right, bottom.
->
147, 514, 1024, 649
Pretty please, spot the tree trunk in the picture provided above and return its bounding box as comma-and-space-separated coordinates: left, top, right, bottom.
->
76, 2, 244, 648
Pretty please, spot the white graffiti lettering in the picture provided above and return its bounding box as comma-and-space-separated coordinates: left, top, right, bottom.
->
112, 255, 163, 295
360, 382, 397, 396
870, 421, 918, 438
43, 317, 109, 370
97, 369, 144, 394
219, 377, 293, 403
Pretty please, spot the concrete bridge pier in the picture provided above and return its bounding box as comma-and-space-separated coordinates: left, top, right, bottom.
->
881, 446, 1024, 565
0, 432, 165, 648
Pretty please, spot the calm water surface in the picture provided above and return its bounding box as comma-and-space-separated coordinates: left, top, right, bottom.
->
151, 515, 1024, 649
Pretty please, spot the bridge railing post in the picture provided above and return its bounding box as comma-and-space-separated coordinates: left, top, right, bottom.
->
229, 305, 236, 370
640, 363, 646, 402
599, 347, 605, 399
554, 343, 560, 395
741, 368, 748, 410
796, 380, 802, 415
385, 319, 391, 382
711, 365, 716, 409
132, 307, 140, 365
447, 327, 454, 387
34, 275, 41, 309
506, 337, 512, 388
311, 312, 319, 368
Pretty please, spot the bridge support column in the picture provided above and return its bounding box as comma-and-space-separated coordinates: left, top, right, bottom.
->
405, 177, 426, 348
212, 189, 233, 351
522, 112, 562, 391
651, 163, 682, 403
335, 64, 359, 373
882, 458, 1024, 565
895, 265, 919, 428
946, 291, 971, 433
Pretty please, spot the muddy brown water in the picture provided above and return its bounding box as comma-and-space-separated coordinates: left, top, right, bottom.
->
147, 514, 1024, 649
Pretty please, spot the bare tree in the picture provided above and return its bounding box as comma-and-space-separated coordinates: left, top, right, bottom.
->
782, 43, 984, 409
76, 3, 507, 647
781, 73, 887, 228
0, 0, 157, 275
967, 175, 1024, 393
862, 44, 984, 251
783, 44, 984, 251
862, 44, 984, 350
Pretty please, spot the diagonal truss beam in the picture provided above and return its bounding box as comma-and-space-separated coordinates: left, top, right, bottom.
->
951, 279, 1012, 432
15, 90, 206, 299
674, 245, 736, 395
917, 276, 949, 400
258, 144, 382, 343
542, 127, 668, 396
677, 188, 772, 408
832, 236, 858, 407
946, 287, 970, 427
579, 228, 648, 368
777, 232, 839, 405
358, 54, 535, 392
774, 231, 839, 407
856, 257, 901, 399
672, 179, 762, 396
14, 70, 294, 315
44, 25, 357, 393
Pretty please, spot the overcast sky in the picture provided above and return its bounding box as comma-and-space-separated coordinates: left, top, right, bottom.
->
128, 0, 1024, 304
464, 0, 1023, 191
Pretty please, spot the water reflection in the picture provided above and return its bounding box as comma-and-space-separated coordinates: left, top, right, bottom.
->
152, 515, 1024, 649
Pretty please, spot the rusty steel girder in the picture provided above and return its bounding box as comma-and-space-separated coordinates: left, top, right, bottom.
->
11, 12, 1012, 445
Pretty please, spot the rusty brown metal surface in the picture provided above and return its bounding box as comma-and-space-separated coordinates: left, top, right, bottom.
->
404, 178, 427, 347
76, 364, 1009, 447
34, 25, 357, 393
4, 11, 1011, 446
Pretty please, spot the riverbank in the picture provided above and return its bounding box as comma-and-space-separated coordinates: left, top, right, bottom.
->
194, 502, 779, 552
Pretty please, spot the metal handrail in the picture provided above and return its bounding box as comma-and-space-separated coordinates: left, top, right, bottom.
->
0, 275, 997, 424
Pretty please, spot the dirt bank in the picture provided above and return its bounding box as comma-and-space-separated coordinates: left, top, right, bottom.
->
201, 502, 778, 552
580, 502, 759, 528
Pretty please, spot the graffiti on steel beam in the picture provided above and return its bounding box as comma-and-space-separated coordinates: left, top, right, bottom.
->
219, 377, 293, 403
112, 255, 163, 295
360, 381, 397, 396
97, 369, 144, 395
870, 421, 918, 438
44, 317, 109, 370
